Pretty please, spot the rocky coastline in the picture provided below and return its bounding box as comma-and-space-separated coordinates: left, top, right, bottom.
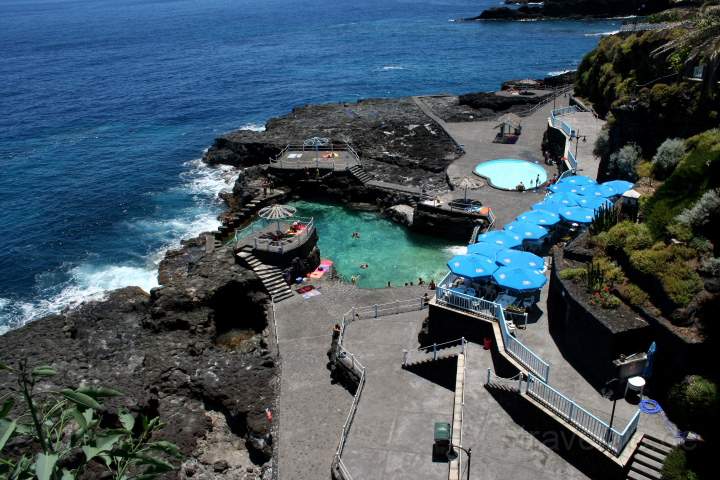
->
466, 0, 672, 21
0, 77, 568, 479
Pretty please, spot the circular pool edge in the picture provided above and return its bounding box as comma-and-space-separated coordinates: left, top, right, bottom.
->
472, 158, 548, 191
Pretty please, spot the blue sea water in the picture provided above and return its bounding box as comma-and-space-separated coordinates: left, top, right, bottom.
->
0, 0, 620, 332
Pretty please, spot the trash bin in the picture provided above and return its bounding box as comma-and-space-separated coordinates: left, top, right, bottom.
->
624, 376, 646, 403
433, 422, 451, 459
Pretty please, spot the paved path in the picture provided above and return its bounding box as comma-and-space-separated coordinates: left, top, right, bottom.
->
556, 110, 605, 180
273, 281, 427, 480
421, 96, 561, 228
341, 311, 453, 480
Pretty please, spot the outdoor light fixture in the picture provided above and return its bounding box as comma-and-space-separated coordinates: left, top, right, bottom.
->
447, 444, 472, 480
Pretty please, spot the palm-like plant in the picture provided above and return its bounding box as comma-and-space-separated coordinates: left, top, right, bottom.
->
652, 5, 720, 97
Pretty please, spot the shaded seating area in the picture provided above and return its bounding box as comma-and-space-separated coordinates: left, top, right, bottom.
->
493, 113, 522, 144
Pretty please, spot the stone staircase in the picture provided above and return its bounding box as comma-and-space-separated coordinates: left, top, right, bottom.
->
402, 338, 466, 369
626, 435, 674, 480
348, 164, 372, 185
485, 372, 523, 393
236, 246, 294, 303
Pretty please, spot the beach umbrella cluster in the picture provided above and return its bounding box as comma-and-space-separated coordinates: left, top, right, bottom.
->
450, 174, 634, 295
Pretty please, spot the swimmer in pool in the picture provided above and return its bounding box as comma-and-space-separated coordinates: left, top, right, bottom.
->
360, 263, 369, 269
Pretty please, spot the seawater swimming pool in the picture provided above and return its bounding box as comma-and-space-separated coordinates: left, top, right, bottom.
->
290, 201, 463, 288
474, 159, 548, 190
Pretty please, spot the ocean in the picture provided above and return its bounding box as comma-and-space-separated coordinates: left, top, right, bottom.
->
0, 0, 620, 332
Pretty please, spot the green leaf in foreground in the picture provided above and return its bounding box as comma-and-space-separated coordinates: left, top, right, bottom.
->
34, 453, 58, 480
119, 411, 135, 432
76, 386, 122, 399
0, 419, 17, 452
32, 366, 57, 378
0, 397, 13, 419
61, 389, 102, 410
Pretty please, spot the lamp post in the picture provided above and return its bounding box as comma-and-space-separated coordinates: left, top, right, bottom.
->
448, 444, 472, 480
602, 378, 619, 445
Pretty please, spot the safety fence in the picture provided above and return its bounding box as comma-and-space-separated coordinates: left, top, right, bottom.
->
526, 374, 641, 455
235, 216, 314, 254
433, 273, 641, 456
434, 273, 549, 382
270, 143, 360, 171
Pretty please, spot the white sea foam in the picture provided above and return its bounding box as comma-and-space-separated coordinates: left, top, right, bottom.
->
1, 156, 239, 333
380, 65, 405, 71
546, 69, 575, 76
239, 123, 266, 132
584, 30, 620, 37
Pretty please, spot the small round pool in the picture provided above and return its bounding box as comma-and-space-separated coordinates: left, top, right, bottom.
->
473, 159, 548, 191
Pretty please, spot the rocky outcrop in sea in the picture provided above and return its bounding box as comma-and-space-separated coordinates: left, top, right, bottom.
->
467, 0, 671, 21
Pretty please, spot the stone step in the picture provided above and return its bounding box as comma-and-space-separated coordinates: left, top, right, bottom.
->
628, 463, 662, 480
633, 453, 664, 472
402, 353, 458, 368
640, 436, 673, 456
273, 291, 294, 302
635, 445, 666, 465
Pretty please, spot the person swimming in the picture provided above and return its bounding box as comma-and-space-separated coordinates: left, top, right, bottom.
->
352, 231, 360, 239
360, 263, 369, 269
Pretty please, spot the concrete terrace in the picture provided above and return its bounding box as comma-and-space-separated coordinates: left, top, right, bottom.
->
554, 110, 605, 179
273, 282, 427, 480
415, 96, 556, 227
340, 311, 453, 480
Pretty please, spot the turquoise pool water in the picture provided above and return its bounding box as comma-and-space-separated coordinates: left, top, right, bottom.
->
474, 159, 548, 191
290, 201, 462, 288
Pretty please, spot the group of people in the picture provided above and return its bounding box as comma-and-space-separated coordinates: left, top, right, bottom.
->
515, 174, 544, 192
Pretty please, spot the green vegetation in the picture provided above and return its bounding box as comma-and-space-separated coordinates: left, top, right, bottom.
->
0, 361, 180, 479
642, 129, 720, 241
661, 447, 701, 480
652, 138, 686, 179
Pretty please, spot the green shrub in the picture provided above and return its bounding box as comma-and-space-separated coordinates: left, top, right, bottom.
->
661, 447, 699, 480
643, 129, 720, 239
601, 221, 653, 253
662, 265, 704, 307
668, 375, 719, 436
667, 221, 694, 242
559, 267, 586, 282
620, 283, 650, 307
636, 160, 654, 179
608, 144, 642, 181
652, 138, 686, 179
629, 248, 669, 275
699, 257, 720, 277
676, 188, 720, 231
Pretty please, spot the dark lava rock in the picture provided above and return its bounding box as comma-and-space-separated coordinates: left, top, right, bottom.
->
0, 244, 275, 479
203, 97, 461, 177
458, 91, 550, 113
469, 0, 671, 21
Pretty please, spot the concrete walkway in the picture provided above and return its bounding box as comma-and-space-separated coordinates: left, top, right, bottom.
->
512, 268, 674, 446
341, 311, 453, 480
554, 110, 605, 180
273, 281, 427, 480
416, 95, 562, 228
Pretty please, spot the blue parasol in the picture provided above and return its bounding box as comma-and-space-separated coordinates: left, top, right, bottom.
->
504, 221, 549, 241
517, 209, 561, 226
557, 175, 596, 187
601, 180, 634, 197
492, 266, 547, 292
548, 182, 581, 194
576, 183, 612, 198
577, 196, 614, 211
467, 241, 505, 258
476, 230, 523, 249
447, 254, 498, 280
559, 206, 596, 223
548, 192, 583, 206
495, 249, 545, 269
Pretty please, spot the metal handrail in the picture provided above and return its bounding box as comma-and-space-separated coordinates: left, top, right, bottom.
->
520, 85, 574, 117
526, 374, 639, 455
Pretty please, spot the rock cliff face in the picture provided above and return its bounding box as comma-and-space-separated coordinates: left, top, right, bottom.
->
0, 244, 276, 479
469, 0, 671, 20
203, 97, 461, 176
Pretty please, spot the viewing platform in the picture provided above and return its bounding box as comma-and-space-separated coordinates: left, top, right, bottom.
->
269, 143, 360, 171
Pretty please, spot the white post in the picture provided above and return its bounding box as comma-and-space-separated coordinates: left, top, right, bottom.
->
486, 368, 491, 385
374, 304, 378, 318
403, 350, 409, 366
432, 343, 437, 360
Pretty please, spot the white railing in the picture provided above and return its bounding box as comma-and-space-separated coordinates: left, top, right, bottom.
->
520, 85, 574, 117
551, 106, 579, 117
567, 150, 578, 171
270, 143, 360, 171
332, 298, 428, 479
402, 337, 466, 367
526, 374, 640, 455
434, 273, 550, 382
236, 216, 315, 254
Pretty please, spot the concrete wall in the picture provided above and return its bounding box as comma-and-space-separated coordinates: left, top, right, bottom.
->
548, 251, 651, 387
